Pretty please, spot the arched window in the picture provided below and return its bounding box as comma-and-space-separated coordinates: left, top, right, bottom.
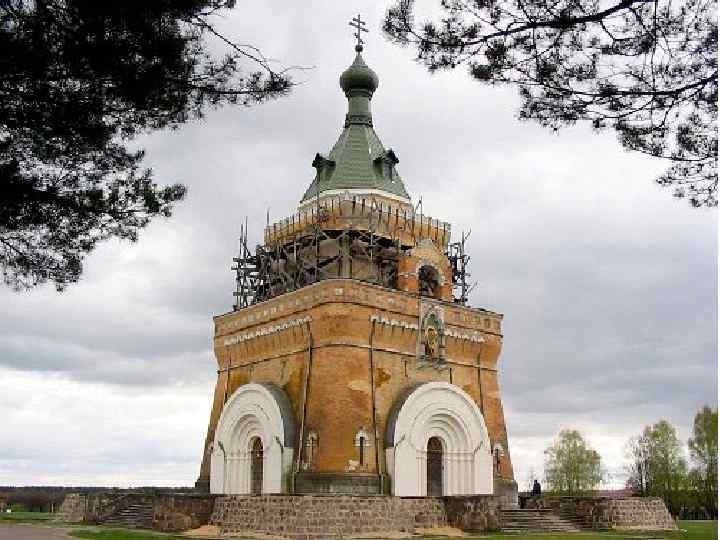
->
304, 430, 319, 470
250, 437, 263, 495
427, 437, 444, 496
359, 436, 367, 466
418, 265, 441, 298
355, 428, 370, 469
493, 442, 505, 475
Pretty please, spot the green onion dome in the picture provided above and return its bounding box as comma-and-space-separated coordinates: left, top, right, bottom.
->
339, 46, 379, 96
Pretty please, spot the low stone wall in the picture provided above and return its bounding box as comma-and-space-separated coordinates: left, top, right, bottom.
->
57, 493, 87, 523
211, 495, 453, 538
525, 495, 677, 530
58, 491, 216, 532
585, 497, 676, 530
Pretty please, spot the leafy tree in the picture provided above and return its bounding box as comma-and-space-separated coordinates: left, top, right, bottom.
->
544, 429, 605, 494
625, 432, 652, 494
688, 405, 718, 518
1, 0, 292, 290
625, 420, 687, 515
383, 0, 718, 207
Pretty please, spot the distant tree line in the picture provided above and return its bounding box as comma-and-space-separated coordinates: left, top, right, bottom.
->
0, 486, 192, 513
540, 405, 717, 519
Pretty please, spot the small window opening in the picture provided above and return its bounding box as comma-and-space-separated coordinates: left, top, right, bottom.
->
305, 431, 319, 468
359, 436, 367, 466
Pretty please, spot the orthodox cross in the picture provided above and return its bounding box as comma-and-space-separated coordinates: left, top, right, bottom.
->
349, 14, 368, 50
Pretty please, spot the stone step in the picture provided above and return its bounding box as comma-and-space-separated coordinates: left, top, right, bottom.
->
99, 502, 154, 529
500, 508, 585, 533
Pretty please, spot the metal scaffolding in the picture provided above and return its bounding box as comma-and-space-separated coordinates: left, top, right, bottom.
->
232, 197, 472, 309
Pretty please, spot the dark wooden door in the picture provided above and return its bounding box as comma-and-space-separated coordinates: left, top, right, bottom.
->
426, 437, 443, 496
250, 438, 263, 494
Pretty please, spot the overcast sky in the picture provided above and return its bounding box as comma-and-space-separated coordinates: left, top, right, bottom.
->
0, 1, 716, 489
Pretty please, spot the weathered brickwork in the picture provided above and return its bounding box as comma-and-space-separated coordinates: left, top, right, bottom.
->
197, 278, 515, 492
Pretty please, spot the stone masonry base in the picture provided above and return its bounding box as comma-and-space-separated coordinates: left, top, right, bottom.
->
60, 490, 677, 538
211, 494, 500, 538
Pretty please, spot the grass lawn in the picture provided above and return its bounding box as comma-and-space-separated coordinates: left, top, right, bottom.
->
0, 511, 53, 523
421, 521, 717, 540
9, 518, 708, 540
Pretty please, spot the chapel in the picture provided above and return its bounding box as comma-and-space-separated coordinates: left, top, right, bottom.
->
195, 26, 517, 503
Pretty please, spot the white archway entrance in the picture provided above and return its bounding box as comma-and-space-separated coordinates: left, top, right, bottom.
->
210, 383, 295, 494
385, 382, 493, 496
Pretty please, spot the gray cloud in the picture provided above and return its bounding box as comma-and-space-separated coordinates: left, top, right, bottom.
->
0, 0, 715, 487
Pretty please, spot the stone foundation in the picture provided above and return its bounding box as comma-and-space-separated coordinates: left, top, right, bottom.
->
61, 490, 676, 536
493, 477, 519, 508
210, 494, 497, 538
445, 495, 502, 531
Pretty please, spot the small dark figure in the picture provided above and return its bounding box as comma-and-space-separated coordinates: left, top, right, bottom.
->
532, 479, 542, 496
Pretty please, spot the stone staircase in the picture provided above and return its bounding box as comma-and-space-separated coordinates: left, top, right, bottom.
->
99, 501, 154, 529
500, 508, 586, 533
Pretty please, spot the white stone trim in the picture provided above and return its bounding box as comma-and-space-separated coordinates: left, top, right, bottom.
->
297, 189, 411, 209
386, 382, 493, 497
445, 328, 485, 343
210, 384, 294, 494
223, 316, 311, 346
370, 314, 418, 331
369, 314, 483, 343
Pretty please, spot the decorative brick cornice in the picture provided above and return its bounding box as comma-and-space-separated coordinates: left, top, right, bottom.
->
223, 316, 312, 346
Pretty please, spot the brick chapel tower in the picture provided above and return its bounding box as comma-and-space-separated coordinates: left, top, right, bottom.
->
196, 30, 517, 503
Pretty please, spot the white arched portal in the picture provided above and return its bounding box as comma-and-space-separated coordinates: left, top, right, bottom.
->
210, 383, 295, 494
385, 382, 493, 496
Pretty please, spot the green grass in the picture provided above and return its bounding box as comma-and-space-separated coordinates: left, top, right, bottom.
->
419, 521, 717, 540
0, 511, 53, 523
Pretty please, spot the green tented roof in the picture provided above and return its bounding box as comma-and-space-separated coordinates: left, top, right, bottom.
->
300, 50, 411, 204
301, 124, 410, 203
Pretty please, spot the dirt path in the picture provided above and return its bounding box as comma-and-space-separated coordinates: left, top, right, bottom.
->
0, 524, 70, 539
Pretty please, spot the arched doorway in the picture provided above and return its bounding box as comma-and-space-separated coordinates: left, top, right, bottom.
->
426, 437, 443, 496
385, 382, 494, 496
250, 437, 263, 494
210, 383, 296, 494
